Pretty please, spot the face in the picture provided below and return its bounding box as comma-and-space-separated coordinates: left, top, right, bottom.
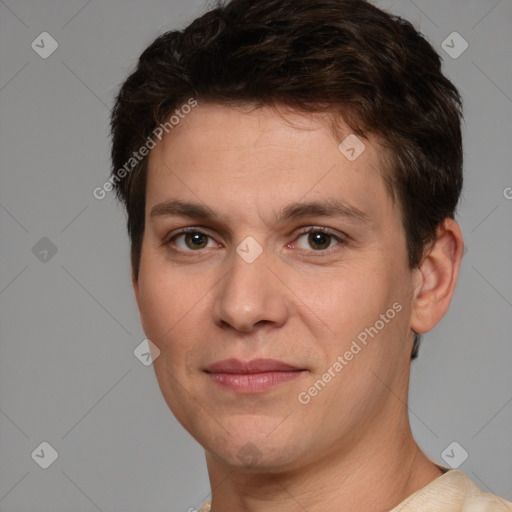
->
134, 103, 418, 472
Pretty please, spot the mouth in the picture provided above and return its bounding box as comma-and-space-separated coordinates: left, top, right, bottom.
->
204, 358, 307, 393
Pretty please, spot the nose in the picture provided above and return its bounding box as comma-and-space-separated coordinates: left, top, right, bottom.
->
212, 246, 289, 333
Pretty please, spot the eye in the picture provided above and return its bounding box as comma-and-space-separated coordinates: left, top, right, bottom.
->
168, 229, 220, 251
165, 226, 346, 256
292, 227, 345, 252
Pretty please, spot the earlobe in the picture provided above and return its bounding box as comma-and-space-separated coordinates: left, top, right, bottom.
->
410, 218, 464, 335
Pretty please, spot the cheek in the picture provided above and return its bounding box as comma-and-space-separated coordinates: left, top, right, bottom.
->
299, 262, 389, 337
137, 282, 170, 342
136, 262, 217, 374
136, 269, 202, 406
302, 260, 410, 378
136, 265, 190, 347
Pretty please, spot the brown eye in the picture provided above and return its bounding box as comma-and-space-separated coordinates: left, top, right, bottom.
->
307, 231, 332, 250
293, 227, 346, 253
169, 230, 217, 251
184, 232, 209, 250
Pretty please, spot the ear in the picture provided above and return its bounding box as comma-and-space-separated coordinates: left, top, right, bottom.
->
410, 218, 464, 335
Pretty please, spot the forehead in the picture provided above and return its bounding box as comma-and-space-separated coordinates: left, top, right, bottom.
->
145, 103, 394, 227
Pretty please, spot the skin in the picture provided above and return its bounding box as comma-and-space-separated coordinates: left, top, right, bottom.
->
133, 103, 464, 511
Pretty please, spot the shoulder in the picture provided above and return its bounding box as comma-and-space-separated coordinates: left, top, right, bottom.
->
390, 470, 512, 512
461, 482, 512, 512
198, 501, 211, 512
197, 471, 512, 512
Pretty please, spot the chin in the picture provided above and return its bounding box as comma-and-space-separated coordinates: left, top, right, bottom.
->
200, 424, 310, 473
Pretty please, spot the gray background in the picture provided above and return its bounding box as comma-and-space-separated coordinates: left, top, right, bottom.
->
0, 0, 511, 510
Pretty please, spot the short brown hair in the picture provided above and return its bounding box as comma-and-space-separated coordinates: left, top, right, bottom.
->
110, 0, 463, 359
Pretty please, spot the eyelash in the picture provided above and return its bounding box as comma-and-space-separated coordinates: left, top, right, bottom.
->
163, 226, 347, 257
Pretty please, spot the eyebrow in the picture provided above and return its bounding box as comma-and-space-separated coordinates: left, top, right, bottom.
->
149, 198, 371, 225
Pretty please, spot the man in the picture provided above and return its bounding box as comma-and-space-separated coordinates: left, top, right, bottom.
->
109, 0, 512, 510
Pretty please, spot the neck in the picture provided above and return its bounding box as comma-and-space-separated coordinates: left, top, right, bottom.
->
205, 407, 443, 512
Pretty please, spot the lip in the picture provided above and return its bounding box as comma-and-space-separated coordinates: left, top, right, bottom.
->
204, 358, 307, 393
